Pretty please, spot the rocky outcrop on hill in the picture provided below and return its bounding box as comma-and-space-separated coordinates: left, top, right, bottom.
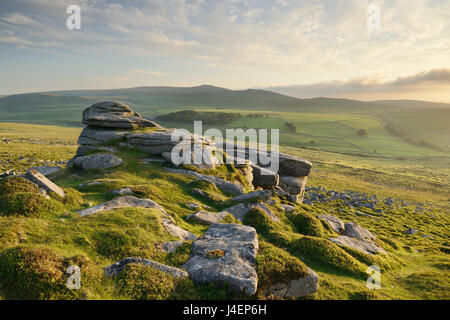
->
182, 223, 259, 295
69, 101, 312, 203
82, 101, 159, 129
71, 101, 218, 170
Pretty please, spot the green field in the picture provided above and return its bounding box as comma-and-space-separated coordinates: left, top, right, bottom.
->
0, 121, 449, 300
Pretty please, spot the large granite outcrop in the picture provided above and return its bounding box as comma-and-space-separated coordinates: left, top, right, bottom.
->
82, 101, 159, 129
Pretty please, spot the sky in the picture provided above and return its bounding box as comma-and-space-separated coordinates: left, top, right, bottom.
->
0, 0, 449, 102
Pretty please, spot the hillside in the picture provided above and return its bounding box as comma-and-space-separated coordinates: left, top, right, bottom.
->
0, 86, 401, 127
372, 100, 450, 109
1, 86, 448, 157
0, 103, 448, 300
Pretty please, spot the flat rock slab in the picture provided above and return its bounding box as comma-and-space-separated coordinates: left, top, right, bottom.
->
25, 169, 65, 198
264, 268, 319, 298
187, 210, 230, 225
344, 222, 376, 241
230, 190, 271, 203
162, 218, 198, 241
73, 153, 123, 170
29, 166, 61, 177
103, 257, 188, 278
165, 168, 244, 196
318, 214, 345, 234
78, 196, 166, 217
82, 101, 159, 129
182, 223, 259, 295
160, 241, 184, 253
223, 202, 279, 222
110, 187, 135, 196
403, 228, 419, 235
330, 235, 386, 255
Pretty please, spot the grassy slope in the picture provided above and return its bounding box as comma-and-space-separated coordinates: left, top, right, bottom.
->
0, 123, 448, 300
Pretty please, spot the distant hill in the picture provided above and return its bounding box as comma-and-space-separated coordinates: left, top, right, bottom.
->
372, 100, 450, 109
1, 85, 447, 127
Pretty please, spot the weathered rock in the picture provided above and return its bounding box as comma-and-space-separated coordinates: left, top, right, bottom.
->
162, 149, 216, 170
103, 257, 188, 278
78, 196, 166, 217
230, 190, 271, 203
82, 101, 159, 129
403, 228, 419, 235
161, 218, 198, 241
251, 164, 279, 189
233, 159, 254, 190
279, 175, 307, 195
73, 153, 123, 170
165, 168, 244, 196
110, 187, 135, 196
182, 223, 259, 295
78, 126, 130, 145
344, 222, 376, 241
25, 169, 65, 198
264, 268, 319, 298
187, 210, 230, 225
223, 202, 278, 222
280, 204, 296, 212
29, 166, 61, 177
75, 145, 118, 158
330, 235, 386, 255
318, 214, 345, 234
160, 241, 184, 253
186, 202, 201, 210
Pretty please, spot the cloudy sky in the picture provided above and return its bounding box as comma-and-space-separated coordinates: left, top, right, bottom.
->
0, 0, 449, 101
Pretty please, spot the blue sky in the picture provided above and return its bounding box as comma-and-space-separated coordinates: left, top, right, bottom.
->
0, 0, 449, 101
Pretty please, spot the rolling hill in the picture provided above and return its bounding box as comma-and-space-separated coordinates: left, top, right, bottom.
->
0, 85, 449, 156
0, 85, 403, 126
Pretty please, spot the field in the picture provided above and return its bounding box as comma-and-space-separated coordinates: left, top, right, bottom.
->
0, 120, 448, 300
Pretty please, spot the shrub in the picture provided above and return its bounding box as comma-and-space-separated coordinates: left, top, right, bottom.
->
115, 263, 178, 300
115, 263, 237, 300
131, 185, 165, 201
0, 193, 65, 217
357, 129, 368, 137
0, 177, 39, 195
256, 241, 309, 292
287, 211, 325, 237
0, 247, 82, 299
287, 236, 365, 278
243, 207, 275, 235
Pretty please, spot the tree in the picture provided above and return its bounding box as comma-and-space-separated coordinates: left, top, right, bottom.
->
357, 129, 368, 137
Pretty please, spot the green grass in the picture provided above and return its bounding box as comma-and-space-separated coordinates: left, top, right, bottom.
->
0, 120, 449, 300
